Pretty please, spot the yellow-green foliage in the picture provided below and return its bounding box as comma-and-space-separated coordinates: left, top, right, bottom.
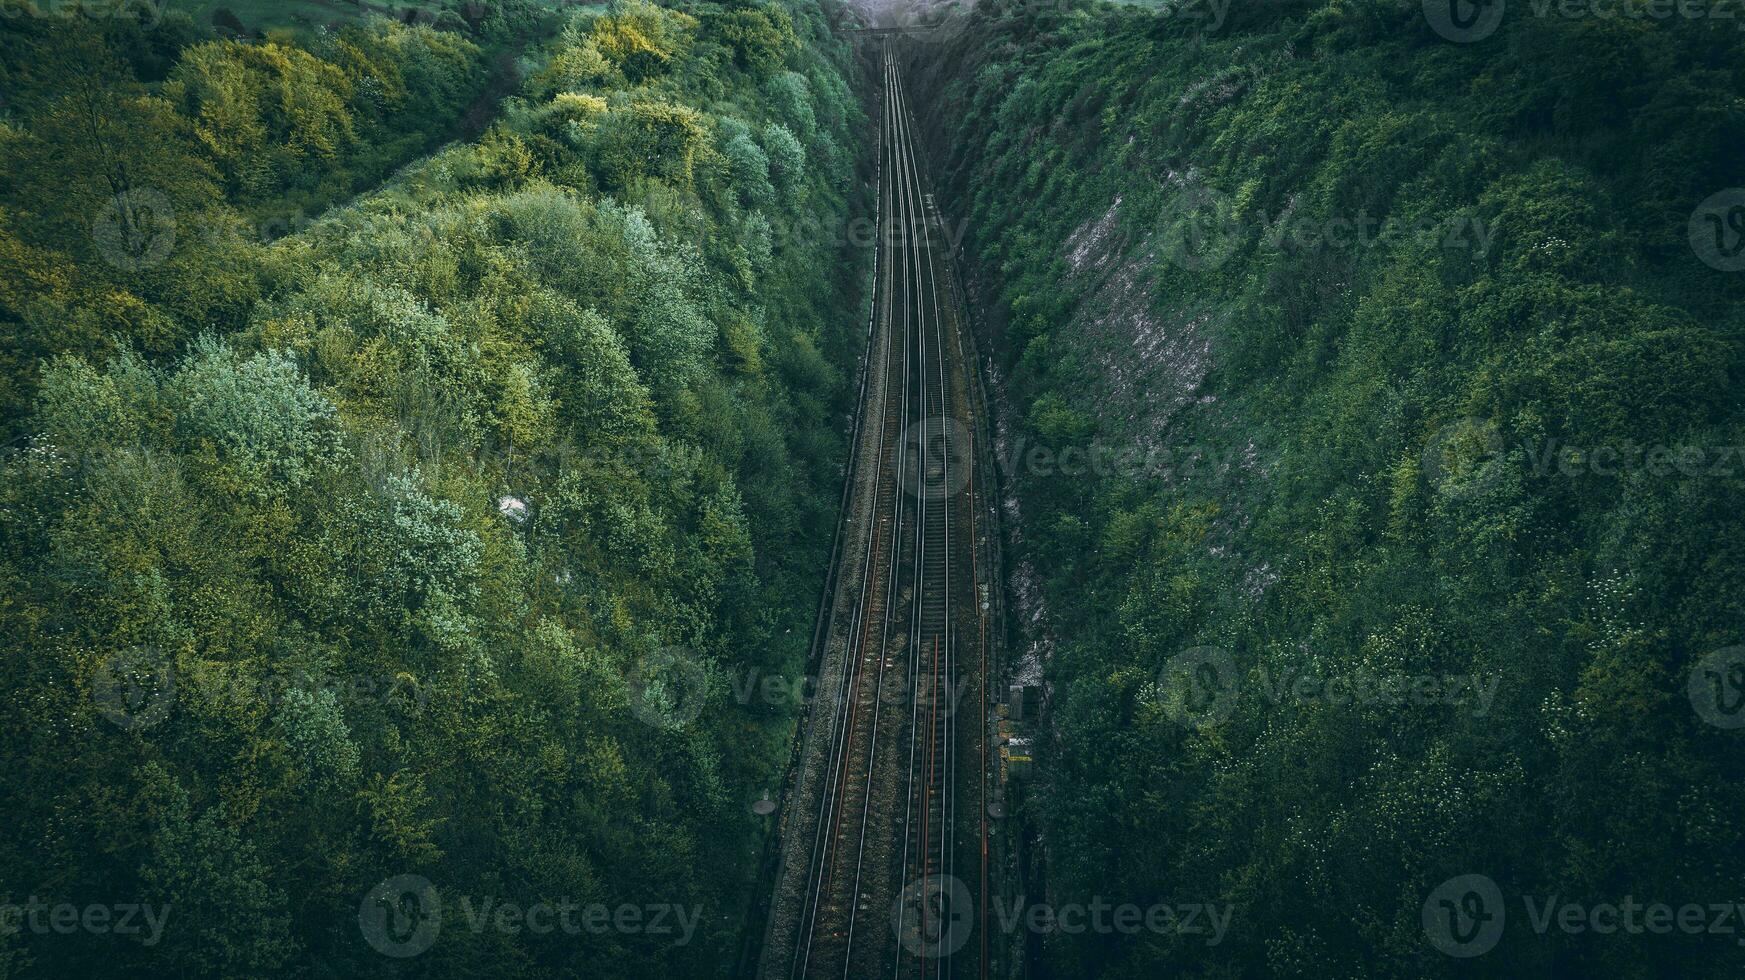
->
588, 0, 696, 84
590, 98, 709, 188
0, 1, 867, 976
168, 40, 359, 193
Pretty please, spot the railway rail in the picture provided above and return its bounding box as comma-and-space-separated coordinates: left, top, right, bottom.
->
758, 41, 995, 980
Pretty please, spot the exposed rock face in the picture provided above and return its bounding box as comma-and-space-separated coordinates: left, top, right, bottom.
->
1059, 195, 1218, 469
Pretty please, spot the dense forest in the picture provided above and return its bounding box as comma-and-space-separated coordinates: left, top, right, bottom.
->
0, 0, 866, 976
917, 0, 1745, 976
8, 0, 1745, 976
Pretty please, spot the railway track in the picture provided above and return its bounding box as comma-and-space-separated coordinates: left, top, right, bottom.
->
759, 41, 993, 980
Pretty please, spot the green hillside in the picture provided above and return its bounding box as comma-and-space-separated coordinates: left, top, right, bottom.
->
0, 0, 865, 975
917, 0, 1745, 975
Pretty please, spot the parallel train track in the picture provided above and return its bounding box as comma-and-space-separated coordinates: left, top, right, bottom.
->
761, 41, 993, 980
